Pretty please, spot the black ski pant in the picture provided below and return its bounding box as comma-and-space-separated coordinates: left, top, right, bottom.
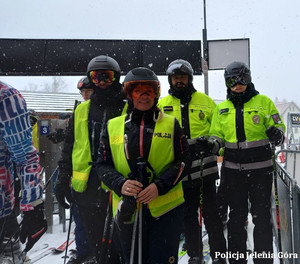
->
76, 190, 122, 263
182, 178, 226, 259
119, 204, 184, 264
224, 169, 273, 264
0, 211, 21, 256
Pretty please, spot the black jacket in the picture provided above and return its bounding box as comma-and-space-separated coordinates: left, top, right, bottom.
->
57, 83, 126, 206
96, 106, 191, 197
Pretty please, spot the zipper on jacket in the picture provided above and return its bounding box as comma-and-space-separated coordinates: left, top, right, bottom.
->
139, 114, 145, 158
181, 102, 191, 138
236, 104, 246, 170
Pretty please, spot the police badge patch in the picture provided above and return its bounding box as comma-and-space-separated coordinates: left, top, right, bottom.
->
271, 114, 281, 124
199, 111, 205, 120
252, 115, 260, 124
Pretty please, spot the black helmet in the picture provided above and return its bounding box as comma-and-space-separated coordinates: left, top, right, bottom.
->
123, 67, 160, 99
87, 55, 121, 83
77, 77, 93, 90
224, 61, 251, 88
166, 59, 194, 84
28, 109, 39, 126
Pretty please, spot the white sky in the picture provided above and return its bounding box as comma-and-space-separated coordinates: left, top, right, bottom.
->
1, 0, 300, 106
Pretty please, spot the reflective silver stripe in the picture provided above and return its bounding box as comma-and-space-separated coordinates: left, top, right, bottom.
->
202, 166, 218, 176
225, 139, 270, 149
191, 156, 217, 168
210, 136, 224, 148
182, 167, 218, 181
182, 173, 198, 181
223, 159, 273, 170
187, 138, 197, 145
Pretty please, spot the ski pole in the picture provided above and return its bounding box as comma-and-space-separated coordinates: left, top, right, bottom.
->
129, 208, 139, 264
138, 203, 142, 264
198, 152, 204, 263
100, 191, 113, 262
104, 215, 115, 264
272, 144, 283, 264
62, 203, 73, 264
136, 159, 148, 264
43, 166, 58, 192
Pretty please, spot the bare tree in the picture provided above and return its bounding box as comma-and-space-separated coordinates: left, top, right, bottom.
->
23, 82, 39, 91
42, 76, 67, 93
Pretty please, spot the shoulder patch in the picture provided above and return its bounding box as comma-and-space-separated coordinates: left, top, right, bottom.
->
272, 114, 281, 124
163, 106, 173, 112
219, 108, 229, 115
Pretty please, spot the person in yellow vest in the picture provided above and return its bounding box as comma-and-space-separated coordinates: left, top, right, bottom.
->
96, 67, 191, 264
77, 76, 94, 101
209, 61, 286, 264
157, 59, 226, 264
28, 109, 40, 151
55, 55, 126, 263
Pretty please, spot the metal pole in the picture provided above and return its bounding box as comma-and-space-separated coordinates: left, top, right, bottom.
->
202, 0, 209, 95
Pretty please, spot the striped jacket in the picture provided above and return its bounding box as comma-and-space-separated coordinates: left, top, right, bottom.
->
0, 81, 43, 218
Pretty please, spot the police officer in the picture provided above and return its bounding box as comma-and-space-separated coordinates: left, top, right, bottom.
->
55, 55, 126, 263
65, 77, 94, 264
77, 76, 94, 101
158, 59, 226, 264
97, 67, 191, 264
209, 61, 285, 264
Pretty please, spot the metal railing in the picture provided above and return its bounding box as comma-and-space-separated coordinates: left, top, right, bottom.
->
273, 149, 300, 264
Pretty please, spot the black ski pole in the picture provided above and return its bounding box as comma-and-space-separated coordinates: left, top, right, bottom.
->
272, 144, 283, 264
198, 152, 204, 264
104, 215, 115, 264
62, 203, 73, 264
136, 159, 148, 264
43, 166, 58, 191
129, 207, 139, 264
100, 191, 113, 262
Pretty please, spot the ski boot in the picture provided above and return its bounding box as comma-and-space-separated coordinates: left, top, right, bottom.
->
211, 258, 226, 264
188, 256, 200, 264
82, 256, 100, 264
1, 237, 27, 264
67, 255, 91, 264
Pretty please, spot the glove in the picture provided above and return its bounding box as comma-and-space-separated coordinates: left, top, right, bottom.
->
55, 178, 73, 209
195, 136, 218, 155
20, 203, 48, 252
266, 126, 284, 146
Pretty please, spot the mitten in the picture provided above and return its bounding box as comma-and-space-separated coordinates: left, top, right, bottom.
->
20, 203, 48, 252
266, 126, 284, 146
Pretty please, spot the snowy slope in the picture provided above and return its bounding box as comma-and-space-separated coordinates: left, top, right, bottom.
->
24, 214, 280, 264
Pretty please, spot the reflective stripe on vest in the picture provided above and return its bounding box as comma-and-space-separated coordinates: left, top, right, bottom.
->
225, 139, 270, 149
72, 100, 92, 192
108, 113, 184, 218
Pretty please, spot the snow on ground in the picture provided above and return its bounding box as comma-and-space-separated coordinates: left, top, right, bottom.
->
23, 213, 280, 264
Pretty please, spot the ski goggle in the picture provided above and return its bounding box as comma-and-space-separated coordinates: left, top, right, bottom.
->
123, 81, 160, 100
89, 70, 115, 84
225, 74, 251, 88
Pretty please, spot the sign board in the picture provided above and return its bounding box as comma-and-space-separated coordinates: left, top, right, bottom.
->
0, 39, 202, 75
290, 113, 300, 126
40, 120, 50, 135
208, 39, 250, 70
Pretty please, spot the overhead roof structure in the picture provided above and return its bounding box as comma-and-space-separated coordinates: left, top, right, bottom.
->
0, 39, 202, 76
20, 90, 82, 114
